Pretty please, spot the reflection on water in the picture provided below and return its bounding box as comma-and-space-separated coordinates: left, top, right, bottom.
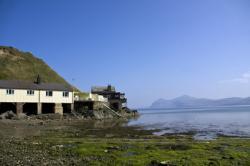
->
128, 106, 250, 140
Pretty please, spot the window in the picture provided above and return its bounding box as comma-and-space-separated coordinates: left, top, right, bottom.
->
46, 91, 53, 96
6, 89, 14, 95
27, 90, 34, 95
63, 91, 69, 97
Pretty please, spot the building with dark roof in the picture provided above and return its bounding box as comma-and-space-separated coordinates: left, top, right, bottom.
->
91, 85, 127, 111
0, 79, 74, 115
0, 80, 72, 91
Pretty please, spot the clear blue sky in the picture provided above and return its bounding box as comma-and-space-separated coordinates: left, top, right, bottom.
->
1, 0, 250, 108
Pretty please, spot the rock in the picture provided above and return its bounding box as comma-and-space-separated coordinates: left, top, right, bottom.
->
149, 160, 175, 166
0, 111, 16, 119
160, 161, 171, 165
51, 144, 65, 151
17, 113, 28, 119
107, 146, 120, 151
35, 113, 62, 120
32, 142, 40, 145
222, 156, 234, 160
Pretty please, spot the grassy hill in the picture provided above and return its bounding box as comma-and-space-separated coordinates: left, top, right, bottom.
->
0, 46, 71, 87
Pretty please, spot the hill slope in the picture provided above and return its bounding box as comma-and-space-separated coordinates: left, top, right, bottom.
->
0, 46, 71, 87
151, 95, 250, 109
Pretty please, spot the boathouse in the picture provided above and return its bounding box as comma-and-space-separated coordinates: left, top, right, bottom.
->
0, 79, 74, 115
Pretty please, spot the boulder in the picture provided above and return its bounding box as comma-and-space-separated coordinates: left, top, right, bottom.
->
0, 111, 16, 119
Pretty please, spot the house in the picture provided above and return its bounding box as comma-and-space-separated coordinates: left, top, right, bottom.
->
74, 92, 109, 111
91, 85, 127, 111
0, 79, 74, 115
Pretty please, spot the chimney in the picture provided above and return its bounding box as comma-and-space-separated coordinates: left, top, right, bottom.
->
35, 74, 41, 84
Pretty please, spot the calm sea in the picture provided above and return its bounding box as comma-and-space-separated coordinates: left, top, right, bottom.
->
128, 106, 250, 140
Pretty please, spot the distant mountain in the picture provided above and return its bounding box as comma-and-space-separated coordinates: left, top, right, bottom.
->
0, 46, 71, 87
150, 95, 250, 109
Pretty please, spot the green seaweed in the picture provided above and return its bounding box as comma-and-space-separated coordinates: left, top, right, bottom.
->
43, 134, 250, 165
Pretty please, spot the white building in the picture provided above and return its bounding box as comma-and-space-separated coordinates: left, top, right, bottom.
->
0, 80, 74, 115
74, 93, 108, 102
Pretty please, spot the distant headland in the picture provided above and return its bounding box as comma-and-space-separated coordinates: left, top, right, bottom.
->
150, 95, 250, 109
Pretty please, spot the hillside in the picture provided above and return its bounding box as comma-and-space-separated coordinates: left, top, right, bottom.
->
0, 46, 71, 87
151, 95, 250, 109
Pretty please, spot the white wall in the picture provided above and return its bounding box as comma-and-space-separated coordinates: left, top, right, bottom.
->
0, 89, 39, 103
40, 91, 73, 103
0, 89, 73, 104
74, 93, 107, 102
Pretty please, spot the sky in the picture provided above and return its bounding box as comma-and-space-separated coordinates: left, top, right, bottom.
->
1, 0, 250, 108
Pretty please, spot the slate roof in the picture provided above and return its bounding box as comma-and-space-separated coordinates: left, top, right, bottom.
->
0, 80, 72, 91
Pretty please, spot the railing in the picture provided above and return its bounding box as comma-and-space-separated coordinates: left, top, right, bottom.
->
103, 104, 124, 118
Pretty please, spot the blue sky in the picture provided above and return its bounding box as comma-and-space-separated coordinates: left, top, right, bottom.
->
1, 0, 250, 108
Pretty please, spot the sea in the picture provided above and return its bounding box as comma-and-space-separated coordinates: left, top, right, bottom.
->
128, 105, 250, 140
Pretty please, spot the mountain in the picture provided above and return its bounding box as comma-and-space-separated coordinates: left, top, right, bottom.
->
150, 95, 250, 109
0, 46, 71, 87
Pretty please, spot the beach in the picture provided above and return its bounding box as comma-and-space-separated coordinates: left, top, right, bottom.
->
0, 117, 249, 166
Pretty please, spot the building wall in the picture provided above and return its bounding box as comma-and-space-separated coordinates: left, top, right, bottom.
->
40, 90, 73, 103
0, 89, 39, 103
0, 89, 73, 104
89, 93, 108, 102
74, 93, 108, 102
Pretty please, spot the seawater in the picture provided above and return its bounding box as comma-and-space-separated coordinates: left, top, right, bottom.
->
128, 106, 250, 140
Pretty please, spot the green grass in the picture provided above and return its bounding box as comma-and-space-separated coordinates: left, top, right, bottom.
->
0, 46, 70, 86
74, 92, 89, 99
